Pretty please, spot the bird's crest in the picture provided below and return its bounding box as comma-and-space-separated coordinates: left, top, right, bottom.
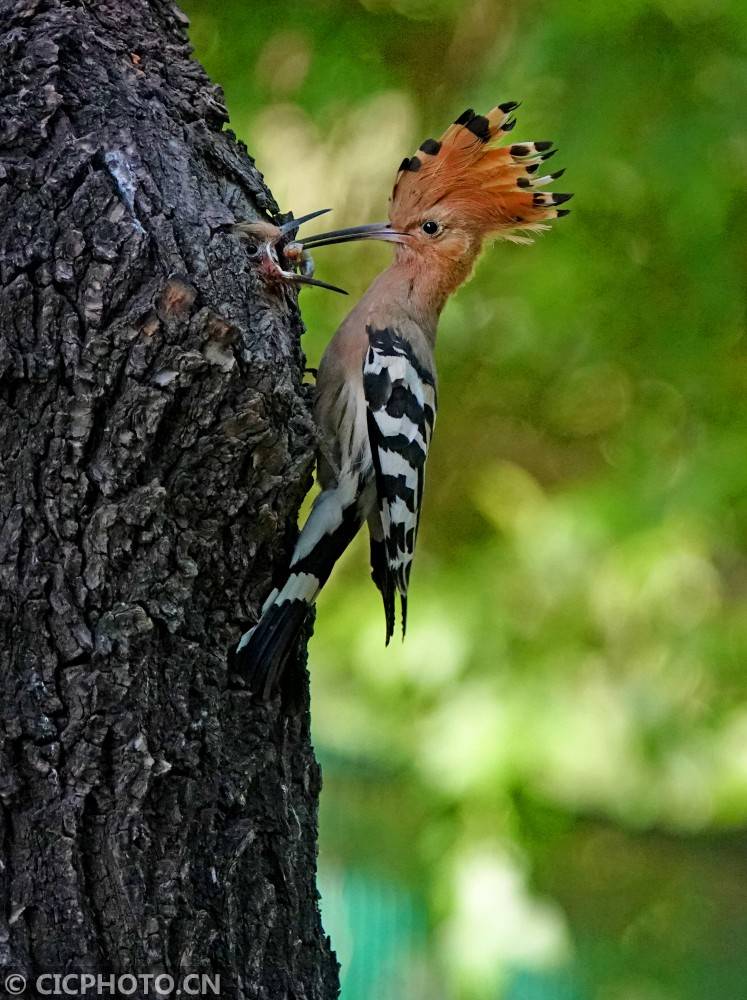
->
390, 105, 571, 243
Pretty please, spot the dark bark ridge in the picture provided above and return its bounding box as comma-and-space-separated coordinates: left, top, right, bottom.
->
0, 0, 338, 996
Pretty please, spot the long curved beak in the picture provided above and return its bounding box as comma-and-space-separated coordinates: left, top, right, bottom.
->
287, 273, 347, 295
277, 208, 333, 237
299, 222, 406, 250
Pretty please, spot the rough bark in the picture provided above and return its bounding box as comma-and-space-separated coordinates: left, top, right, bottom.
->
0, 1, 339, 997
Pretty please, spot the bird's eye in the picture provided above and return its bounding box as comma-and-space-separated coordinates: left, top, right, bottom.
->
244, 242, 260, 257
421, 220, 440, 236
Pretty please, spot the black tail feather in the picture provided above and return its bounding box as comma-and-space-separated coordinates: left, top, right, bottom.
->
236, 483, 367, 699
235, 599, 309, 700
370, 536, 395, 645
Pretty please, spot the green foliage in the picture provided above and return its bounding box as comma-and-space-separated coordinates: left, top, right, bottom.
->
184, 1, 747, 996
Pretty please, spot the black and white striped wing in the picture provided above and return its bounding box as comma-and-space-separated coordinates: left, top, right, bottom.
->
363, 326, 436, 640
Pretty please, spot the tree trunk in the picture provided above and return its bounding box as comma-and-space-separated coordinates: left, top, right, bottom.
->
0, 1, 338, 997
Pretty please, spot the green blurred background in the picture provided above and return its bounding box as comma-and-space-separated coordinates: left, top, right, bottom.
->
183, 1, 747, 996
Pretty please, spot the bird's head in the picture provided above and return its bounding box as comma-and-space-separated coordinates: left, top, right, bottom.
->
230, 210, 347, 294
300, 105, 571, 294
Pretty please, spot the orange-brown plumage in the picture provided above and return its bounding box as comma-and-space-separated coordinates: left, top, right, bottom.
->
362, 104, 573, 311
390, 105, 570, 243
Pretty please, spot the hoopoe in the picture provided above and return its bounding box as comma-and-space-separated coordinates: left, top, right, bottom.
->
236, 104, 571, 698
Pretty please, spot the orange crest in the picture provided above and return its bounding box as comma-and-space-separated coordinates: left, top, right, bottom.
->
389, 106, 571, 243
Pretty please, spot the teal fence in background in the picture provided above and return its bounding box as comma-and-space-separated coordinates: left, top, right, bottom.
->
320, 866, 583, 1000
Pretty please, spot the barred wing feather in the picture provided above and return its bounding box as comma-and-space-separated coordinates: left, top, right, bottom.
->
363, 326, 436, 640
